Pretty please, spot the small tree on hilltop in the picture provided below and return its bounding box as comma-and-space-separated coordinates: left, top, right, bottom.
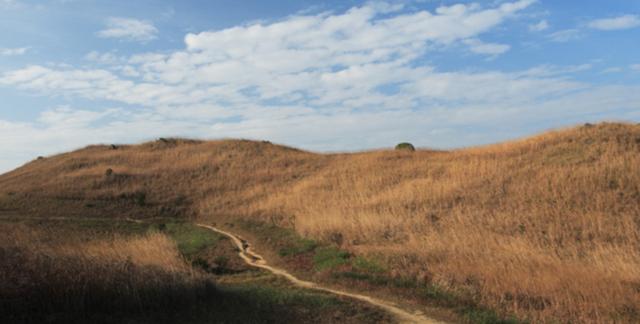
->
395, 142, 415, 151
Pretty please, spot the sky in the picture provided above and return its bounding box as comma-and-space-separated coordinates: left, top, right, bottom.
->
1, 0, 639, 173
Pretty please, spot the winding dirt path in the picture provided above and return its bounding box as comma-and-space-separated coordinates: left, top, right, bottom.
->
0, 214, 444, 323
196, 223, 445, 324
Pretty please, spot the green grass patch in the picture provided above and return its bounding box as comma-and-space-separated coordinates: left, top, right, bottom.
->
332, 271, 390, 286
331, 256, 388, 285
461, 307, 521, 324
390, 276, 419, 289
237, 219, 318, 257
162, 222, 224, 258
313, 246, 350, 271
418, 284, 457, 306
278, 238, 317, 257
352, 256, 386, 273
220, 282, 340, 310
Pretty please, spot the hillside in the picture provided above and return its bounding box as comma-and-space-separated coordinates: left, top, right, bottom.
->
2, 122, 640, 323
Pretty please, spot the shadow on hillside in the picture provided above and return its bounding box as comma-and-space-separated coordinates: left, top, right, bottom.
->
0, 276, 352, 324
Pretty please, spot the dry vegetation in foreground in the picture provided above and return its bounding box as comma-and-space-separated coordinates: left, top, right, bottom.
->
1, 122, 640, 322
0, 220, 392, 323
0, 223, 214, 323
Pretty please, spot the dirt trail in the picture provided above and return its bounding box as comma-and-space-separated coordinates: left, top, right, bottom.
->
196, 223, 445, 324
0, 213, 444, 323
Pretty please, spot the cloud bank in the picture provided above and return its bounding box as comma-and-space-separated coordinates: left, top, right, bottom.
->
1, 0, 640, 173
588, 15, 640, 31
97, 17, 158, 42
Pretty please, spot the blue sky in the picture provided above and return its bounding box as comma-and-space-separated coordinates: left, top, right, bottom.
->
1, 0, 639, 172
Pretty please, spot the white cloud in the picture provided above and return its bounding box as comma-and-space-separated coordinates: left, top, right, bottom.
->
366, 1, 404, 14
631, 64, 640, 72
0, 0, 20, 9
529, 19, 549, 31
548, 28, 581, 42
97, 17, 158, 42
85, 51, 123, 64
38, 106, 121, 129
519, 64, 592, 77
588, 15, 640, 31
602, 67, 622, 74
3, 1, 536, 106
3, 1, 639, 173
463, 39, 510, 55
2, 81, 640, 174
0, 47, 28, 56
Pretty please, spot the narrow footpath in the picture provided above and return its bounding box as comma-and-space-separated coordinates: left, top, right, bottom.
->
197, 224, 447, 324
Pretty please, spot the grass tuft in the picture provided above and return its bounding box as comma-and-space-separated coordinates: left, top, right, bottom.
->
313, 246, 351, 271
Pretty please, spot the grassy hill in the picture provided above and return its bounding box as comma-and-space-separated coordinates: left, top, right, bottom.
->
2, 122, 640, 323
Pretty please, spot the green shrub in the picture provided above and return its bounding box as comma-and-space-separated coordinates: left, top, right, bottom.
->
352, 256, 386, 273
313, 247, 350, 271
395, 142, 415, 151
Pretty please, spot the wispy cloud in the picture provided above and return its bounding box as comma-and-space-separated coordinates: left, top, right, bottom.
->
602, 67, 623, 74
97, 17, 158, 42
463, 39, 511, 56
84, 51, 124, 64
519, 64, 592, 77
529, 19, 549, 32
0, 47, 28, 56
548, 28, 581, 42
0, 0, 21, 9
588, 15, 640, 31
3, 1, 538, 108
3, 0, 640, 173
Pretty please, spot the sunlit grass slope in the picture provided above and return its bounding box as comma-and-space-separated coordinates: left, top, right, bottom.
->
1, 122, 639, 323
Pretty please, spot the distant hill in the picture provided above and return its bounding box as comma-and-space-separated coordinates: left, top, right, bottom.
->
2, 122, 640, 323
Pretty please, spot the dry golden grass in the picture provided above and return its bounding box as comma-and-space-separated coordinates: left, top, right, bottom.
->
0, 223, 213, 322
1, 122, 639, 322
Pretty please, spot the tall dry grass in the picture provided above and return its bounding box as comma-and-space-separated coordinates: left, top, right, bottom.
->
1, 122, 639, 322
0, 224, 214, 322
253, 123, 640, 322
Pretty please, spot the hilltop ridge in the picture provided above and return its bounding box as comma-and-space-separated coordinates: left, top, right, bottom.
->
1, 122, 640, 323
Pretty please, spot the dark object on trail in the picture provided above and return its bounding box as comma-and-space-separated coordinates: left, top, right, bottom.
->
584, 123, 594, 128
158, 138, 169, 143
105, 168, 113, 177
395, 142, 415, 151
110, 144, 118, 150
36, 156, 44, 160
